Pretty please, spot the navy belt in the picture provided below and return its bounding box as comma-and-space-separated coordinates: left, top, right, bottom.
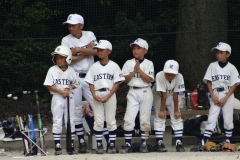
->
215, 86, 229, 92
131, 86, 149, 89
98, 88, 109, 92
79, 73, 86, 78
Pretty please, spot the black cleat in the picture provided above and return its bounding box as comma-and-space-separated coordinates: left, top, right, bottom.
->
140, 142, 149, 153
96, 143, 104, 154
190, 143, 205, 152
157, 140, 168, 152
121, 144, 132, 154
78, 142, 87, 153
176, 142, 185, 152
107, 143, 118, 154
54, 144, 62, 156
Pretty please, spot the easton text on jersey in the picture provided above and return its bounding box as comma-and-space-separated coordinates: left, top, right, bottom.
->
212, 75, 230, 82
94, 73, 114, 81
53, 79, 73, 85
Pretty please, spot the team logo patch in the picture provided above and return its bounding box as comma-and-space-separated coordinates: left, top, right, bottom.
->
68, 16, 72, 20
57, 48, 60, 51
170, 64, 173, 69
178, 84, 185, 89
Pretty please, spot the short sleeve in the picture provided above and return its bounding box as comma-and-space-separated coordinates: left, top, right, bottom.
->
84, 65, 94, 84
155, 72, 167, 92
122, 60, 131, 76
145, 61, 154, 81
43, 68, 54, 87
203, 63, 212, 84
173, 74, 185, 92
113, 64, 125, 83
230, 66, 240, 86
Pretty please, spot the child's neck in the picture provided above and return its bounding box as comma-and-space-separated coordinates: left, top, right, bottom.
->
100, 58, 109, 65
59, 65, 68, 71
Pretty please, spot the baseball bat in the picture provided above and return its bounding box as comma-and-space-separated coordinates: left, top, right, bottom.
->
11, 96, 30, 156
27, 91, 37, 155
66, 96, 72, 155
34, 90, 47, 155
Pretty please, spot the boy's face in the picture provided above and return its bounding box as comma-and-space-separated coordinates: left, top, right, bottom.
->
97, 48, 111, 59
55, 54, 67, 68
132, 45, 147, 60
164, 73, 177, 81
215, 50, 230, 62
68, 24, 84, 37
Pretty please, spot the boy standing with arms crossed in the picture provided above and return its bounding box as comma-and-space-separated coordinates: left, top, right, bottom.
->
84, 40, 125, 154
152, 60, 185, 152
191, 42, 240, 151
121, 38, 154, 153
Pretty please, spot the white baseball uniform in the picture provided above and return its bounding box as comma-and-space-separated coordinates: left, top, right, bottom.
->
61, 31, 97, 125
122, 58, 154, 132
153, 71, 185, 131
84, 60, 125, 131
43, 65, 79, 133
203, 61, 240, 130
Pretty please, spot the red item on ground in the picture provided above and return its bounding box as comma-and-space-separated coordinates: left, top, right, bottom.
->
191, 89, 198, 110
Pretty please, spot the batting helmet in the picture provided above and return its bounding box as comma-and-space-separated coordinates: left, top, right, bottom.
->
51, 45, 72, 64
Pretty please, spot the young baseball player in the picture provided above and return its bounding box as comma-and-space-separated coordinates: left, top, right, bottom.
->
191, 42, 240, 151
43, 45, 79, 155
84, 40, 125, 154
61, 13, 97, 153
121, 38, 154, 153
152, 60, 185, 152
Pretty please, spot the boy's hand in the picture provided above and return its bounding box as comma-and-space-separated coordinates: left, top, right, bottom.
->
93, 94, 102, 102
174, 111, 181, 119
101, 95, 110, 103
211, 94, 220, 106
88, 42, 95, 48
134, 60, 140, 72
218, 96, 228, 107
71, 47, 80, 56
158, 111, 166, 119
61, 90, 69, 98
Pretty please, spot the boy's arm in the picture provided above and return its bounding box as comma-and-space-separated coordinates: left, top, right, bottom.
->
71, 47, 97, 56
123, 71, 136, 83
158, 92, 167, 119
219, 84, 237, 107
101, 82, 120, 103
207, 80, 219, 105
47, 86, 69, 98
173, 92, 181, 119
89, 84, 101, 102
72, 54, 89, 62
138, 69, 153, 83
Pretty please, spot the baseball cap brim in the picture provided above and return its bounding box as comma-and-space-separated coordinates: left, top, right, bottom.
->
63, 21, 79, 25
93, 45, 111, 50
211, 47, 228, 52
163, 69, 178, 74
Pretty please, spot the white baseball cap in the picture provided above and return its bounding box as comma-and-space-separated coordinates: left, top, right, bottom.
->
211, 42, 231, 54
130, 38, 148, 50
163, 60, 179, 74
63, 14, 84, 25
93, 40, 112, 51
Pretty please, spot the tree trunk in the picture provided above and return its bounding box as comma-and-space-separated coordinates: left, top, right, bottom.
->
176, 0, 228, 90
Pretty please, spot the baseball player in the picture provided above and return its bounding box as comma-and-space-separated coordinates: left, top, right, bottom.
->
191, 42, 240, 151
61, 13, 97, 153
121, 38, 154, 153
43, 45, 79, 155
152, 60, 185, 152
84, 40, 125, 154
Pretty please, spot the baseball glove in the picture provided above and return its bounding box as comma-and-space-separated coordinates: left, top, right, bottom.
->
205, 141, 217, 151
222, 143, 237, 152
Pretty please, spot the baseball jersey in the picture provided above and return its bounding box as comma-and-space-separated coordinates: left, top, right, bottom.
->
61, 31, 97, 73
43, 65, 79, 94
84, 60, 125, 90
122, 58, 154, 87
203, 61, 240, 89
155, 71, 185, 97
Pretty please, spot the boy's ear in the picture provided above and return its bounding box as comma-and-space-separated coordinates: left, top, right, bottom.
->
144, 49, 148, 54
226, 52, 231, 58
107, 49, 112, 54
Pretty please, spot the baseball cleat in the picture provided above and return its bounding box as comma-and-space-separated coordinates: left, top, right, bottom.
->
96, 143, 104, 154
157, 140, 168, 152
121, 144, 132, 154
54, 144, 62, 156
190, 143, 205, 152
107, 143, 118, 154
140, 142, 149, 153
176, 142, 185, 152
78, 142, 87, 153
